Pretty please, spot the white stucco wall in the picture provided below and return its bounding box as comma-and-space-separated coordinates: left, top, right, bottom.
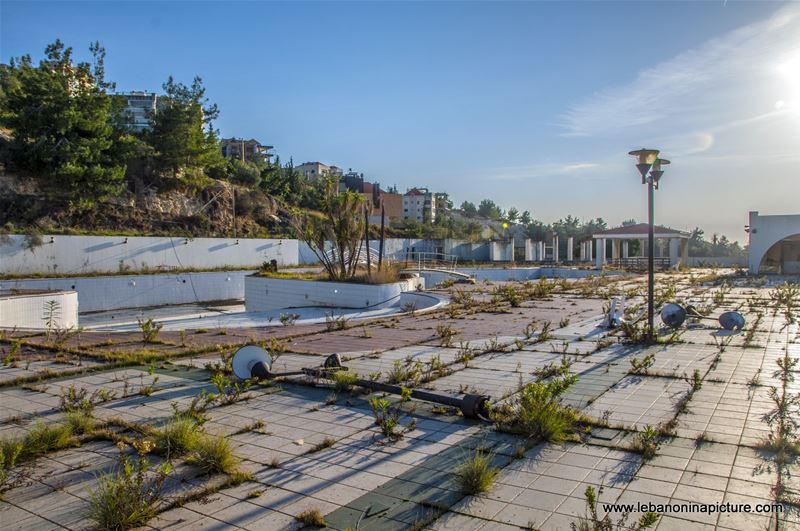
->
0, 291, 79, 329
244, 276, 424, 311
0, 271, 250, 312
489, 241, 513, 261
748, 211, 800, 274
0, 235, 297, 275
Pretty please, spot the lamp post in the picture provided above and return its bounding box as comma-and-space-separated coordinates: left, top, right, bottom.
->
629, 149, 670, 342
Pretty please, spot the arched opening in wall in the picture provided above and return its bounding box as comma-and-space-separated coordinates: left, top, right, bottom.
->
758, 234, 800, 274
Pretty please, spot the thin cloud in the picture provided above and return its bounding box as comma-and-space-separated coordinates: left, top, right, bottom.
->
560, 5, 800, 137
484, 161, 600, 181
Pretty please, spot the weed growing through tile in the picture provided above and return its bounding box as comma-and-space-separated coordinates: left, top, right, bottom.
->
309, 437, 336, 453
628, 353, 655, 375
137, 317, 163, 344
629, 424, 659, 460
187, 434, 239, 475
436, 322, 457, 347
457, 340, 474, 367
685, 369, 703, 392
0, 440, 22, 493
368, 396, 409, 441
88, 439, 171, 531
571, 484, 658, 531
329, 369, 357, 392
456, 449, 500, 494
295, 508, 326, 527
65, 410, 96, 435
536, 321, 553, 343
210, 373, 251, 405
493, 370, 579, 442
153, 417, 201, 458
523, 321, 538, 340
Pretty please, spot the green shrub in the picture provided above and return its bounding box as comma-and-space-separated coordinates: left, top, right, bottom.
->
154, 417, 200, 458
187, 434, 239, 474
494, 372, 578, 442
137, 318, 163, 343
331, 370, 359, 392
65, 411, 96, 435
88, 440, 171, 531
456, 450, 499, 494
630, 424, 659, 460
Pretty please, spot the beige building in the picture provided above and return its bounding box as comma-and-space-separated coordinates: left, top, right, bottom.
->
403, 188, 437, 223
221, 138, 274, 163
295, 162, 343, 181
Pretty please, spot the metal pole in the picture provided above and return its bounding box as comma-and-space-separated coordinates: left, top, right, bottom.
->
232, 187, 237, 239
379, 202, 385, 271
647, 178, 655, 342
364, 205, 371, 275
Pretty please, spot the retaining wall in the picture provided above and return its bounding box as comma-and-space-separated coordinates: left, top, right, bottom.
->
1, 235, 297, 275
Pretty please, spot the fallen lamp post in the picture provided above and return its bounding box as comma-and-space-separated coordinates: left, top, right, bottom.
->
232, 345, 492, 421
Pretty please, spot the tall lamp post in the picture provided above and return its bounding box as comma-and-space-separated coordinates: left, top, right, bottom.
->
629, 149, 670, 342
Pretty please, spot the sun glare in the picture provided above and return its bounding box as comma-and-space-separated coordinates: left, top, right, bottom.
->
775, 49, 800, 109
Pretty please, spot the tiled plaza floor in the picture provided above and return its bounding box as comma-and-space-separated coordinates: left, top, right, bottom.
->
1, 273, 799, 530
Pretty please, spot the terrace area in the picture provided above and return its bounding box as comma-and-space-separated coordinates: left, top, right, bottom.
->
0, 269, 798, 530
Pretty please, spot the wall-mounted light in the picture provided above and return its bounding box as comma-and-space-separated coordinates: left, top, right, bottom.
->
184, 238, 190, 245
235, 239, 240, 245
123, 237, 128, 244
49, 236, 55, 244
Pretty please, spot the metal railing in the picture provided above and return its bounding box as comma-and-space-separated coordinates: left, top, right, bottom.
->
408, 251, 459, 272
611, 257, 670, 270
323, 247, 382, 269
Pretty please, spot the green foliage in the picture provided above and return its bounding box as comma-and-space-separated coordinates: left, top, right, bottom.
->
2, 421, 77, 465
42, 299, 61, 342
0, 439, 22, 492
572, 485, 658, 531
331, 370, 359, 393
630, 425, 659, 460
629, 353, 655, 374
494, 372, 579, 441
688, 227, 746, 258
477, 199, 503, 220
386, 359, 421, 385
187, 434, 239, 474
456, 449, 500, 494
436, 322, 457, 347
65, 410, 96, 435
369, 397, 404, 440
88, 440, 172, 531
146, 76, 223, 180
291, 177, 366, 281
137, 318, 162, 344
400, 386, 412, 402
60, 383, 99, 413
210, 372, 251, 405
154, 417, 200, 458
0, 40, 126, 203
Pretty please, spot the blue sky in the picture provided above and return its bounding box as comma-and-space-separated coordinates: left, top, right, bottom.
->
2, 1, 798, 242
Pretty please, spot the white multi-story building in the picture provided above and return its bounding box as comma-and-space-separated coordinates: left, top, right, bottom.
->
118, 91, 158, 132
403, 187, 436, 223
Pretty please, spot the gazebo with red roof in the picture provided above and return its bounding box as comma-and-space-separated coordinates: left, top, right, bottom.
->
590, 223, 689, 269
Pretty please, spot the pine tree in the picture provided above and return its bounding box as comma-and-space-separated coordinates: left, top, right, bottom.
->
0, 40, 125, 206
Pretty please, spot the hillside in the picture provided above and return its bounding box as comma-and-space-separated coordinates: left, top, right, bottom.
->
0, 167, 293, 238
